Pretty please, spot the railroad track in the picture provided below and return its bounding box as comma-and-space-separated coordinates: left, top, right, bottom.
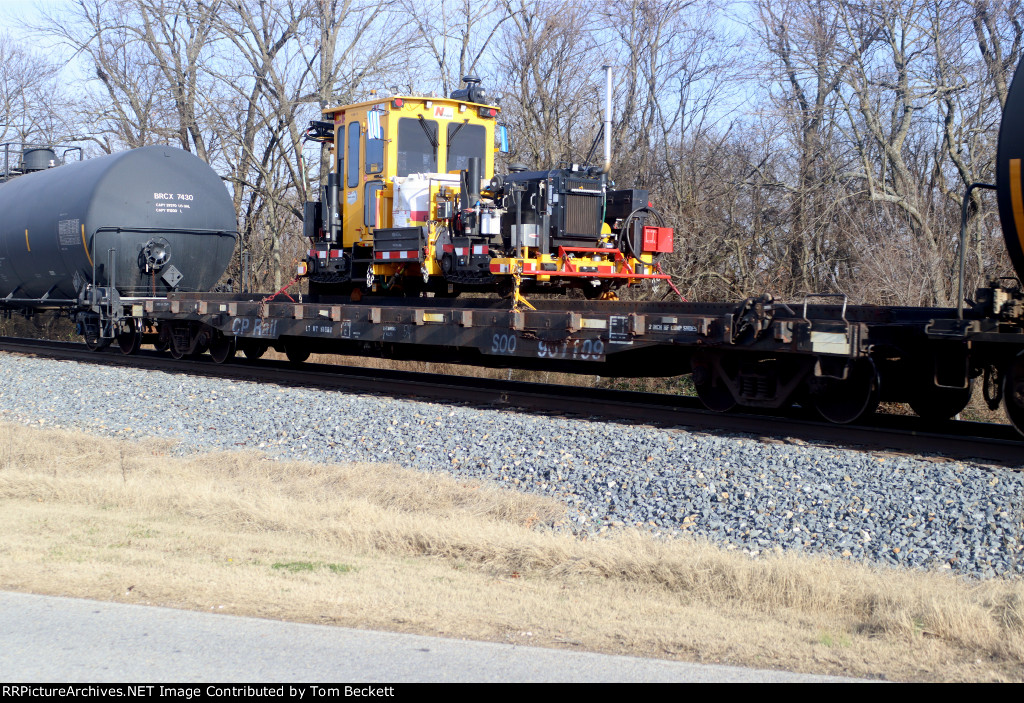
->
1, 336, 1022, 468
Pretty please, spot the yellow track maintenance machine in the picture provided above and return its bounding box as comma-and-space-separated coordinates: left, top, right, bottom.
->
300, 69, 674, 306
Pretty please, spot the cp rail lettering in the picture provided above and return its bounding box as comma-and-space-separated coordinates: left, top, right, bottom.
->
231, 317, 279, 338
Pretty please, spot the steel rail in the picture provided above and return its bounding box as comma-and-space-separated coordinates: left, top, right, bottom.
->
1, 336, 1021, 468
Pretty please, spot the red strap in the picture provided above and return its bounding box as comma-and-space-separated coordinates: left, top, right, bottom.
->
261, 276, 301, 304
656, 263, 686, 302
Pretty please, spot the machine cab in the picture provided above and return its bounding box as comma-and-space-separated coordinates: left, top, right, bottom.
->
304, 77, 501, 272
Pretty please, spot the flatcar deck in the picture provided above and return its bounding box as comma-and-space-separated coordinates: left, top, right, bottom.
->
144, 292, 1015, 369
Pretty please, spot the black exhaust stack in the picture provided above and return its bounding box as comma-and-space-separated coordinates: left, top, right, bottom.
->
460, 156, 482, 237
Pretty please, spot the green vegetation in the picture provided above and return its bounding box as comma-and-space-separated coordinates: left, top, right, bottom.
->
272, 561, 355, 574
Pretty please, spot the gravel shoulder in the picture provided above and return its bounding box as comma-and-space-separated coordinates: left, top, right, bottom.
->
1, 352, 1021, 580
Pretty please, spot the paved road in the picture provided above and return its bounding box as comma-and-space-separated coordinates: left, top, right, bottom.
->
0, 591, 869, 682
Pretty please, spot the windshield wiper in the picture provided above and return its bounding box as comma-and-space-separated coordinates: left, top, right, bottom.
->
416, 115, 438, 149
446, 120, 468, 158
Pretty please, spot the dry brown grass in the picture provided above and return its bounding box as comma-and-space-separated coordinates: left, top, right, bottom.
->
1, 422, 1022, 681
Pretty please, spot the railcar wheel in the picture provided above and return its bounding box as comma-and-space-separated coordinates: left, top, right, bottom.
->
155, 324, 173, 354
209, 334, 235, 364
167, 328, 193, 360
908, 380, 973, 422
241, 342, 267, 360
692, 352, 736, 412
80, 314, 110, 351
285, 346, 310, 364
812, 359, 880, 425
117, 329, 142, 356
1003, 353, 1024, 436
83, 333, 110, 352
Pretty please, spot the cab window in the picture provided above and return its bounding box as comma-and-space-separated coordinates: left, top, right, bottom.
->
336, 121, 344, 176
347, 122, 360, 188
397, 117, 438, 176
365, 114, 384, 175
447, 122, 486, 173
364, 182, 384, 227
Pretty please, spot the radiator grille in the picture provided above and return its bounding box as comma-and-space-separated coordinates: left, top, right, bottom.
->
564, 193, 601, 236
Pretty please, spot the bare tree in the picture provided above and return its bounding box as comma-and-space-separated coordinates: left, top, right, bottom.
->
203, 0, 411, 289
971, 0, 1023, 110
132, 0, 221, 159
826, 1, 954, 305
35, 0, 220, 155
297, 0, 411, 190
11, 0, 1024, 300
0, 32, 68, 145
929, 1, 1024, 293
495, 0, 603, 168
599, 1, 748, 300
754, 0, 868, 297
400, 0, 511, 96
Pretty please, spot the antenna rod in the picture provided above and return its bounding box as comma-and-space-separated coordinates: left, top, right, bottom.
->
602, 65, 612, 174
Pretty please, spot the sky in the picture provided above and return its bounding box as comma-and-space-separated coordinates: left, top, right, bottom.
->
0, 0, 56, 23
